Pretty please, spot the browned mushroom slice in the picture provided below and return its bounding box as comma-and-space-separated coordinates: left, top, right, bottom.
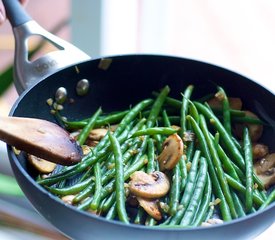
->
137, 197, 162, 220
207, 97, 242, 110
254, 153, 275, 175
88, 128, 108, 141
61, 195, 75, 205
254, 153, 275, 189
157, 133, 184, 171
128, 171, 170, 198
234, 111, 263, 142
256, 173, 275, 189
28, 154, 56, 173
252, 143, 269, 161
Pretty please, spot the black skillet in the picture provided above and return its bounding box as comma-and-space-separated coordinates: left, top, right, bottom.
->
3, 0, 275, 239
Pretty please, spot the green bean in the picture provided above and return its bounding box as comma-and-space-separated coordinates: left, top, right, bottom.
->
231, 161, 246, 181
77, 107, 102, 145
231, 191, 246, 218
128, 118, 147, 136
74, 140, 139, 205
102, 192, 116, 212
186, 140, 195, 162
193, 101, 264, 190
180, 157, 208, 226
194, 101, 244, 168
253, 189, 266, 203
152, 91, 181, 109
225, 174, 264, 206
113, 99, 153, 137
145, 139, 157, 225
98, 154, 148, 204
180, 85, 194, 137
259, 189, 275, 210
147, 138, 155, 173
204, 195, 215, 222
243, 127, 254, 213
134, 208, 145, 224
106, 203, 117, 220
90, 162, 102, 210
131, 127, 177, 138
231, 136, 243, 154
162, 110, 171, 127
259, 190, 268, 201
145, 216, 157, 226
63, 110, 129, 130
106, 122, 145, 165
46, 176, 94, 196
191, 173, 212, 226
188, 100, 199, 123
38, 124, 131, 186
108, 132, 129, 224
214, 132, 220, 147
131, 136, 149, 164
217, 86, 231, 135
186, 115, 232, 221
169, 150, 201, 225
213, 136, 240, 182
147, 85, 170, 128
200, 115, 237, 218
179, 155, 188, 192
169, 163, 181, 216
152, 134, 163, 154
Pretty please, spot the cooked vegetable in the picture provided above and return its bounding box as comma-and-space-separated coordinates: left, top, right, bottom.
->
157, 134, 184, 171
128, 171, 170, 199
33, 84, 274, 227
234, 111, 263, 142
243, 127, 254, 213
137, 197, 162, 220
252, 143, 269, 161
28, 154, 56, 173
254, 153, 275, 189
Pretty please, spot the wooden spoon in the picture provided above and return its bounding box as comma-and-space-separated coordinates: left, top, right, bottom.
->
0, 116, 82, 165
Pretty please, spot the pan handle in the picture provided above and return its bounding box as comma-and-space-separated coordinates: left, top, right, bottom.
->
2, 0, 91, 95
2, 0, 31, 27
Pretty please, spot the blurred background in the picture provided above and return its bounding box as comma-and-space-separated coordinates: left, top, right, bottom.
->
0, 0, 274, 239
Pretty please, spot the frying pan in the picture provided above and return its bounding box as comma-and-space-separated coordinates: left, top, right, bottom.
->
3, 0, 275, 239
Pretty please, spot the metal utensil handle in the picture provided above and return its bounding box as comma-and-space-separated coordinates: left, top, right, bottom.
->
2, 0, 91, 94
2, 0, 31, 26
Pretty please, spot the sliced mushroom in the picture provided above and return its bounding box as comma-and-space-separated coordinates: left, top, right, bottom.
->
157, 134, 184, 171
254, 153, 275, 175
88, 128, 108, 141
61, 195, 75, 205
234, 111, 263, 142
70, 128, 107, 147
28, 154, 56, 173
207, 97, 242, 110
252, 143, 269, 161
128, 171, 170, 198
137, 197, 162, 220
256, 173, 275, 189
254, 153, 275, 189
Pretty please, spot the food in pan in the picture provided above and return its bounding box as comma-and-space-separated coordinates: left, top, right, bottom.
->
29, 84, 274, 227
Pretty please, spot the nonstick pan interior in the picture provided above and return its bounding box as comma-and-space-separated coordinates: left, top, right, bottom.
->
8, 55, 275, 240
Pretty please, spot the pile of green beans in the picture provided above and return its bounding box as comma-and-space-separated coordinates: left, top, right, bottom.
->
37, 84, 275, 227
